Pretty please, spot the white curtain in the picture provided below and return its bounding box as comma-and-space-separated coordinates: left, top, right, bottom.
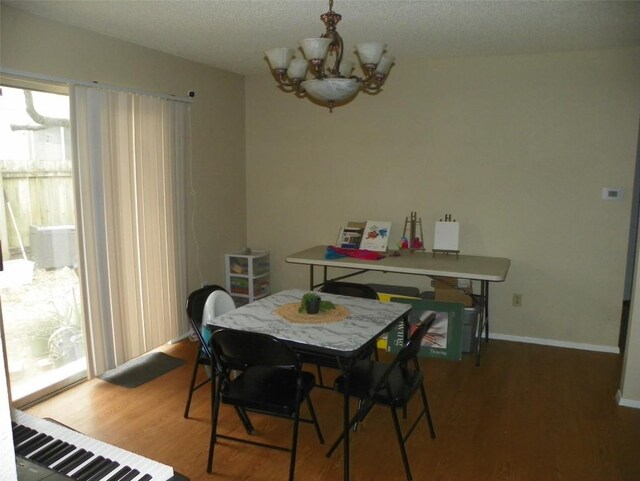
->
72, 85, 188, 377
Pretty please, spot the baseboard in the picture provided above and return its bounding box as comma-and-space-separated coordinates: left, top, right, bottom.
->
170, 331, 193, 344
490, 333, 620, 354
616, 389, 640, 409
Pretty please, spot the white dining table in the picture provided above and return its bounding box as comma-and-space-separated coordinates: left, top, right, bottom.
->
207, 288, 412, 481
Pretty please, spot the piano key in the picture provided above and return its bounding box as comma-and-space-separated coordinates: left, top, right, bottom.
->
39, 442, 76, 466
66, 434, 131, 468
30, 438, 65, 462
58, 439, 102, 470
16, 433, 53, 456
80, 457, 127, 481
12, 424, 31, 439
58, 449, 92, 474
21, 434, 56, 457
12, 421, 26, 432
73, 455, 106, 480
12, 410, 175, 480
86, 460, 120, 481
14, 431, 44, 452
105, 466, 133, 481
13, 425, 38, 445
118, 469, 140, 481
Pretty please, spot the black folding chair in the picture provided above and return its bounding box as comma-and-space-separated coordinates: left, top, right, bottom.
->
327, 314, 437, 481
208, 328, 324, 481
183, 284, 232, 418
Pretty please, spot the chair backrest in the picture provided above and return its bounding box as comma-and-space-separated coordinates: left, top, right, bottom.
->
319, 281, 379, 300
210, 329, 300, 375
203, 290, 236, 322
373, 313, 436, 394
394, 313, 436, 367
186, 284, 228, 330
185, 285, 230, 357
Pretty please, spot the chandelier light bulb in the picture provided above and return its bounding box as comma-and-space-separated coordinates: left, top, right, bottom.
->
299, 38, 333, 61
355, 42, 387, 66
338, 60, 355, 78
287, 58, 309, 80
265, 47, 295, 70
375, 55, 395, 75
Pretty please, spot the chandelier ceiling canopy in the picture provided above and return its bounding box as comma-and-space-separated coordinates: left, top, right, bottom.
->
265, 0, 394, 112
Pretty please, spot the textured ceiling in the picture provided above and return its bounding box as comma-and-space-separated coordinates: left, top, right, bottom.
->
4, 0, 640, 75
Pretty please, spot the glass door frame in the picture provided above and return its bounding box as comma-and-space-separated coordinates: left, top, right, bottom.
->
0, 77, 88, 408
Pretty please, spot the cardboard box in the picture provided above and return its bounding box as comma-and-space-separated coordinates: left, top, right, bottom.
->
434, 277, 474, 307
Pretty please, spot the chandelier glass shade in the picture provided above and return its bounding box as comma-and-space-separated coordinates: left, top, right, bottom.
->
264, 0, 394, 111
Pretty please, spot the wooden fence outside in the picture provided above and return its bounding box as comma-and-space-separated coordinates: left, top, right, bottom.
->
1, 169, 75, 260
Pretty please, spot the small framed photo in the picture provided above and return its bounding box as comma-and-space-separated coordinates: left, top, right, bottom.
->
336, 226, 364, 249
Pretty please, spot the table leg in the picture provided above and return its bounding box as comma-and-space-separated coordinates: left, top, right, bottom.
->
475, 281, 491, 366
309, 266, 314, 290
343, 373, 350, 481
331, 356, 352, 481
483, 281, 490, 342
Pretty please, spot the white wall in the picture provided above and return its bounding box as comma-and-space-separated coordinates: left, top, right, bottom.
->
246, 48, 640, 350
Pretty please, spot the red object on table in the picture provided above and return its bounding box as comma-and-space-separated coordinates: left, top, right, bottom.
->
326, 246, 386, 260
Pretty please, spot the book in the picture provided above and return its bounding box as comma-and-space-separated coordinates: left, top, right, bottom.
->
336, 226, 364, 249
359, 220, 392, 252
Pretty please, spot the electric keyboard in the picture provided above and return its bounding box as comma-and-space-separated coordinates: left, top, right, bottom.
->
12, 409, 187, 481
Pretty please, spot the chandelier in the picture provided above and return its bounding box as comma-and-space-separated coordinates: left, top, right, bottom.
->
264, 0, 394, 112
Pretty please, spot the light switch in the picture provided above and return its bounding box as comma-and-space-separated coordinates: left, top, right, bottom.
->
602, 188, 623, 201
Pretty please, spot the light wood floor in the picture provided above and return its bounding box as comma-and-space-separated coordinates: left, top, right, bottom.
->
25, 338, 640, 481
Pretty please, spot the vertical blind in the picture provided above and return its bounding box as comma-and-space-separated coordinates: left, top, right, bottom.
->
72, 85, 188, 376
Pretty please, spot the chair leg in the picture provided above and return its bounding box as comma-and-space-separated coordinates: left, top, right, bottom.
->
305, 397, 324, 444
315, 364, 325, 387
352, 399, 363, 431
288, 408, 301, 481
326, 400, 374, 457
234, 406, 254, 434
419, 384, 436, 438
207, 378, 222, 473
390, 407, 413, 481
326, 412, 358, 458
183, 353, 201, 418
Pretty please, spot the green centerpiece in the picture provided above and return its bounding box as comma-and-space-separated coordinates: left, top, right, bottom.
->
300, 292, 336, 314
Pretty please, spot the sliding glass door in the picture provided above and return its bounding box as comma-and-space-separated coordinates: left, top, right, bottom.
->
0, 84, 87, 406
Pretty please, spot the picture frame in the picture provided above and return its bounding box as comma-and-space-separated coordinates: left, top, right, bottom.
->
359, 220, 392, 252
336, 226, 364, 249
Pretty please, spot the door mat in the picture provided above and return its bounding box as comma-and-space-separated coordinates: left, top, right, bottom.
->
99, 352, 186, 388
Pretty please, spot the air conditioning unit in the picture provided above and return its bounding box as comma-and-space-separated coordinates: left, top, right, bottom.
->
30, 225, 78, 269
